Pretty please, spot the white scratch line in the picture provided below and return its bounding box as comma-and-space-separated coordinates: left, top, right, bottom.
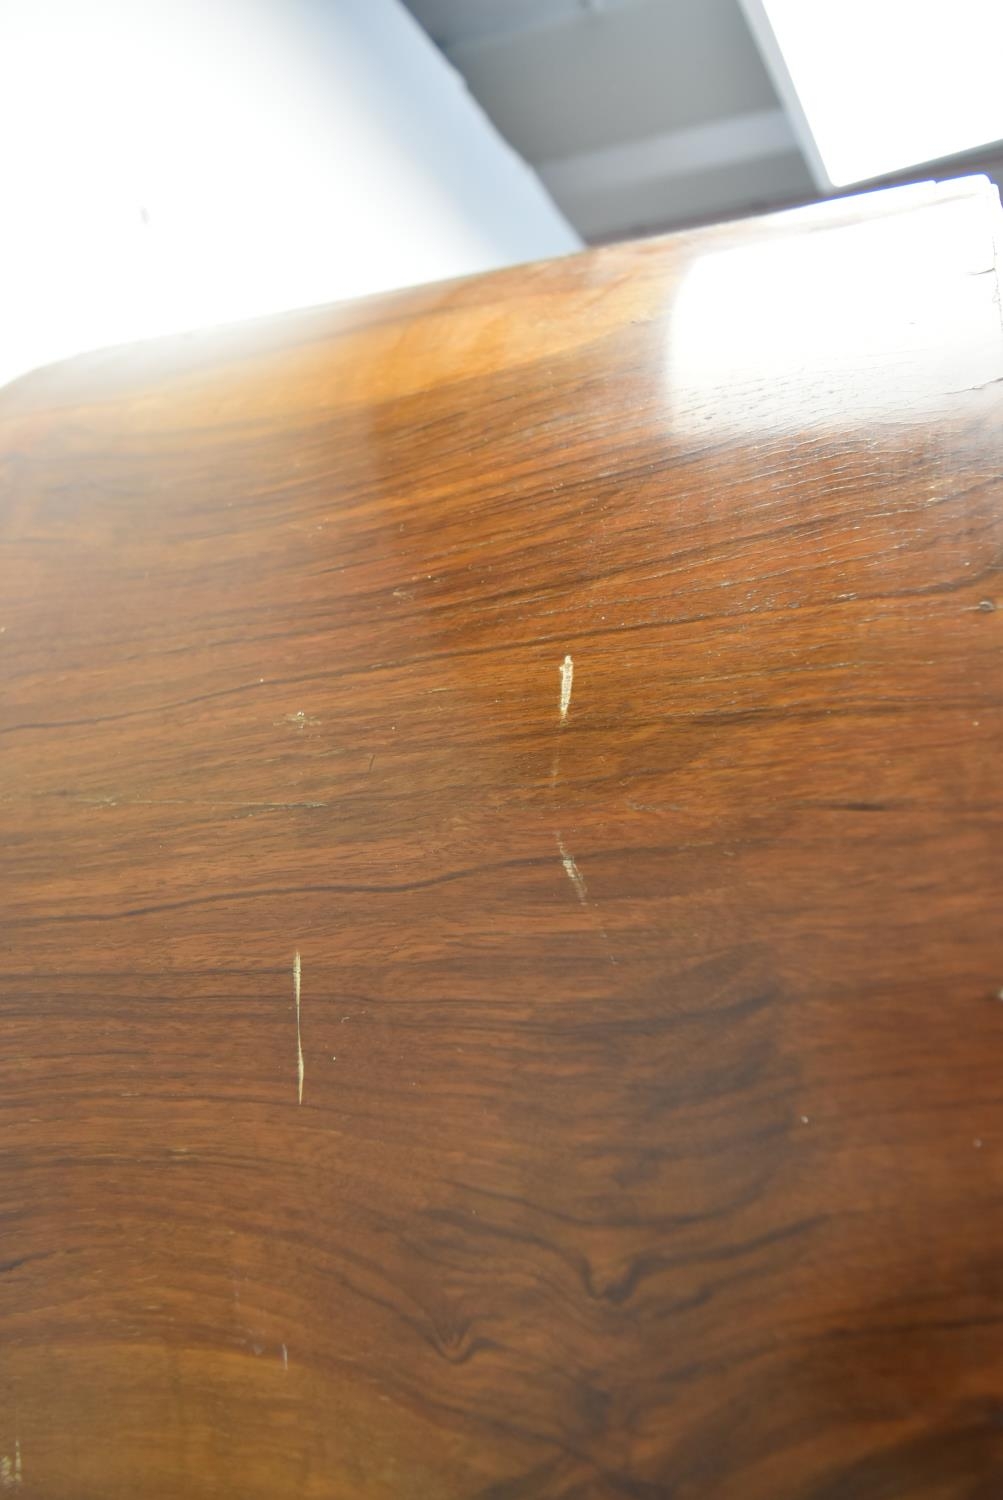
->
293, 950, 304, 1105
0, 1442, 18, 1489
556, 834, 589, 907
555, 834, 618, 966
281, 1343, 289, 1371
558, 654, 574, 722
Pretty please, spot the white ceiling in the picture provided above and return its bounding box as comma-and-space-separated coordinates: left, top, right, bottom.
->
406, 0, 620, 49
402, 0, 813, 238
402, 0, 1003, 241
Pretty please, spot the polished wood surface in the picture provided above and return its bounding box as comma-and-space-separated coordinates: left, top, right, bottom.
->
2, 177, 1003, 1498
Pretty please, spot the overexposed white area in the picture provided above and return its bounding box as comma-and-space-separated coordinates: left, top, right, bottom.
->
741, 0, 1003, 189
669, 181, 1003, 436
0, 0, 580, 389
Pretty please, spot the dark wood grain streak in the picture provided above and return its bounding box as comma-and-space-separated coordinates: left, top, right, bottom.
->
1, 177, 1003, 1497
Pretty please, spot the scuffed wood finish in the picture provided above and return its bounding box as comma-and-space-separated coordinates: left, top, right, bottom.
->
2, 177, 1003, 1498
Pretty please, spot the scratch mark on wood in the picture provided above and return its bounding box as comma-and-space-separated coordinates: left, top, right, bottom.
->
555, 834, 618, 966
559, 654, 574, 723
555, 833, 589, 906
281, 1343, 289, 1371
293, 951, 304, 1105
0, 1440, 20, 1488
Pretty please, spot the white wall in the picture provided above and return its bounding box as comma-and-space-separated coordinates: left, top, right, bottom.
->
0, 0, 581, 389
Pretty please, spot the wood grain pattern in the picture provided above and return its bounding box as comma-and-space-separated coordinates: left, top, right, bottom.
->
1, 176, 1003, 1498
